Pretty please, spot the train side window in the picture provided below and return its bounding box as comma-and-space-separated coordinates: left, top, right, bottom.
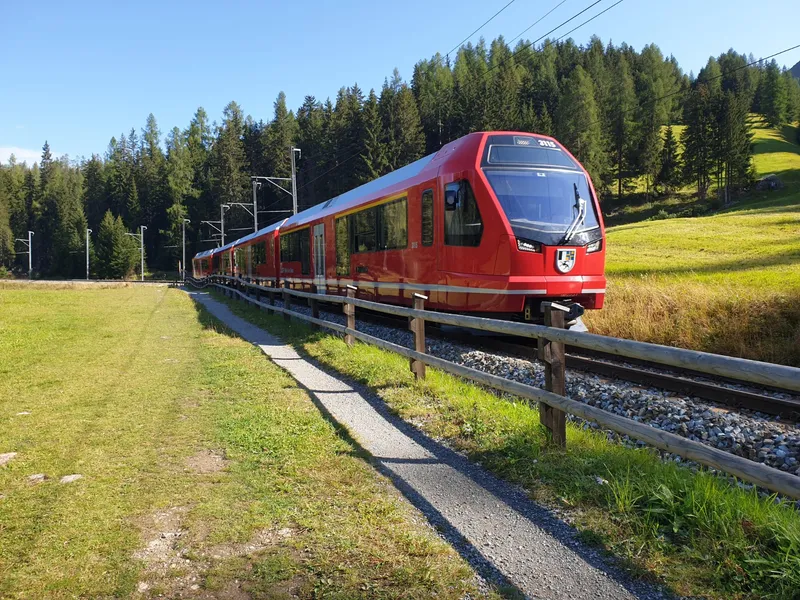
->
335, 216, 350, 276
280, 230, 311, 275
444, 180, 483, 247
378, 197, 408, 250
421, 189, 433, 246
353, 208, 377, 253
299, 230, 310, 275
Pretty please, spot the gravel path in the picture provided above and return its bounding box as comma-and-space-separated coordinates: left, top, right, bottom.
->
188, 290, 667, 600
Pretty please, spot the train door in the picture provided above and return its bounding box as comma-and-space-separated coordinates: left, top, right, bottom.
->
313, 223, 325, 292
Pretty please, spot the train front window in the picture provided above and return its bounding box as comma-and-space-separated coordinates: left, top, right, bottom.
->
483, 169, 600, 243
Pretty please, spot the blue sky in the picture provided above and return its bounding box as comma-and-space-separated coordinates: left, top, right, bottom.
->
2, 0, 799, 165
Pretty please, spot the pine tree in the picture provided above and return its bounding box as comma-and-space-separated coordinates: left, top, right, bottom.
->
608, 54, 637, 200
211, 101, 249, 208
361, 89, 389, 180
634, 45, 674, 197
295, 96, 329, 208
656, 125, 682, 192
39, 141, 54, 191
0, 172, 13, 267
95, 211, 139, 279
165, 126, 197, 264
716, 90, 754, 203
487, 36, 520, 130
393, 85, 425, 168
412, 54, 454, 152
4, 156, 27, 241
556, 66, 606, 185
682, 85, 715, 199
82, 155, 106, 231
782, 70, 800, 123
761, 60, 788, 127
538, 104, 554, 136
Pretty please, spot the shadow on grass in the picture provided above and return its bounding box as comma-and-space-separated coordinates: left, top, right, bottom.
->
183, 288, 662, 600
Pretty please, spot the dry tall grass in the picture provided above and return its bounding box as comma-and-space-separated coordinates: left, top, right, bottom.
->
584, 278, 800, 367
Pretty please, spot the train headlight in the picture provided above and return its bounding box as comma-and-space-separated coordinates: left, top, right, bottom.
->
517, 238, 542, 253
586, 240, 602, 254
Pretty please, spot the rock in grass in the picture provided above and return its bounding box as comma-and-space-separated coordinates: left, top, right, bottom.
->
28, 473, 46, 484
0, 452, 17, 466
60, 474, 83, 484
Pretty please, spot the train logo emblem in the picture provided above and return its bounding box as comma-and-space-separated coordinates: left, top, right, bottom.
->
555, 249, 576, 273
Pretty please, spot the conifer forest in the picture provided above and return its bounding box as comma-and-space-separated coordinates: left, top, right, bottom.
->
1, 36, 799, 278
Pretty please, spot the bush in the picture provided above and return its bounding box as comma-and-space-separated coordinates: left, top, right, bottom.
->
0, 265, 13, 279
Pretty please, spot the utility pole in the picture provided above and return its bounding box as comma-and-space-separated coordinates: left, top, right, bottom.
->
291, 146, 301, 216
125, 226, 147, 281
250, 146, 303, 221
182, 219, 190, 281
252, 180, 261, 231
221, 204, 229, 246
140, 225, 146, 281
200, 205, 229, 249
15, 231, 33, 279
86, 228, 92, 280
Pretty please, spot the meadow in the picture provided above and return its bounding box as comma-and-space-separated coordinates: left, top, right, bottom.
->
586, 119, 800, 366
0, 286, 489, 599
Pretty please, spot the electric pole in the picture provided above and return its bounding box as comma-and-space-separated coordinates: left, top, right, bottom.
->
291, 146, 301, 215
182, 219, 190, 281
221, 204, 229, 246
252, 180, 260, 231
86, 228, 92, 280
15, 231, 33, 279
125, 226, 147, 281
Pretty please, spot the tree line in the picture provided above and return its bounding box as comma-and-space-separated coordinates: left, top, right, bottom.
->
1, 35, 799, 278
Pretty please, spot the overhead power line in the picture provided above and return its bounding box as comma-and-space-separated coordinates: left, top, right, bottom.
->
292, 0, 625, 206
446, 0, 521, 58
507, 0, 569, 47
486, 0, 616, 74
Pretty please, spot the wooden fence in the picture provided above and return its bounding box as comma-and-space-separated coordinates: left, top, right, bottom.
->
188, 275, 800, 499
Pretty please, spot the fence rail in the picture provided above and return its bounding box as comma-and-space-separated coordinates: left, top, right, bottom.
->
187, 275, 800, 499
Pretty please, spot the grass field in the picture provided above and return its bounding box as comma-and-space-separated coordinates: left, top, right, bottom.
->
0, 286, 491, 599
586, 119, 800, 365
213, 291, 800, 600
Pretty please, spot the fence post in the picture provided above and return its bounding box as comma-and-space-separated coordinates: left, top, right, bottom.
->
409, 294, 428, 380
310, 284, 320, 330
283, 281, 291, 321
344, 285, 357, 346
537, 303, 567, 447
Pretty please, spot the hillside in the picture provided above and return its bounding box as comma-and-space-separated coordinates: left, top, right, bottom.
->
585, 119, 800, 365
792, 59, 800, 80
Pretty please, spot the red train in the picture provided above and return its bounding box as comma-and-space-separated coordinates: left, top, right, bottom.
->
193, 131, 606, 323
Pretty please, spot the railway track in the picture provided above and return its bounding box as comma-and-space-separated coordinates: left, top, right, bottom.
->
350, 305, 800, 420
437, 329, 800, 420
227, 283, 800, 420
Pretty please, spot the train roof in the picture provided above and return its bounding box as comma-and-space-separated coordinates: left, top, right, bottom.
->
280, 152, 438, 232
233, 218, 287, 246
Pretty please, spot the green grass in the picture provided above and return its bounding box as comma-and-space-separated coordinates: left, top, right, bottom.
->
214, 290, 800, 600
584, 118, 800, 364
0, 285, 492, 599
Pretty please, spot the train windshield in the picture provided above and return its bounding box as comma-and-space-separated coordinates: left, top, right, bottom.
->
483, 168, 600, 244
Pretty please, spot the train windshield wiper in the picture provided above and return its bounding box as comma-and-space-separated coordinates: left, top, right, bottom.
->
561, 184, 587, 244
